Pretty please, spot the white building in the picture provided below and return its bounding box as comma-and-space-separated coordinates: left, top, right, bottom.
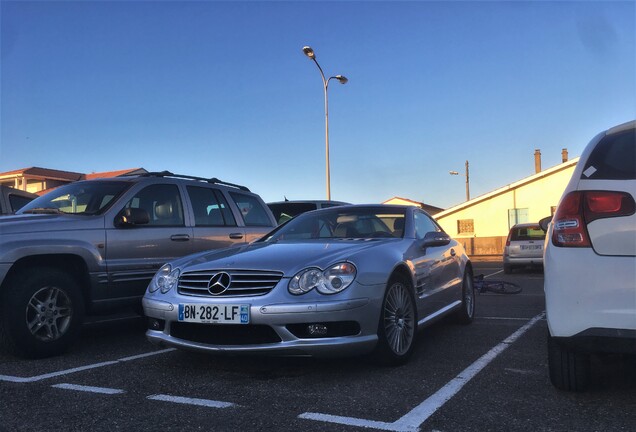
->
434, 156, 578, 256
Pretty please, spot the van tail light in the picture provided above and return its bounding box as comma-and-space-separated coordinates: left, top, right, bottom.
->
505, 229, 512, 247
552, 191, 635, 247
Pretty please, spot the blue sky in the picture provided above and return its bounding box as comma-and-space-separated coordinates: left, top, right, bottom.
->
1, 1, 634, 208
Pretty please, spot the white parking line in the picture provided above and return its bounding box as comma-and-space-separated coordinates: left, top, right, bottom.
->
148, 394, 236, 408
0, 348, 175, 383
479, 316, 545, 321
52, 383, 125, 395
299, 312, 545, 432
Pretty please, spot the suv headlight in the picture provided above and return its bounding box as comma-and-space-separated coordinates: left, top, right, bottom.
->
149, 264, 180, 294
289, 262, 356, 295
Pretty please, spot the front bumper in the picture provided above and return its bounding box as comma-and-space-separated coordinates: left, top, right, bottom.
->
142, 282, 385, 357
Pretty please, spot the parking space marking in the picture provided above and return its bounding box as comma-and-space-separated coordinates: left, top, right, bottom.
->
148, 394, 236, 409
0, 348, 175, 383
300, 312, 545, 432
479, 316, 544, 321
52, 383, 125, 395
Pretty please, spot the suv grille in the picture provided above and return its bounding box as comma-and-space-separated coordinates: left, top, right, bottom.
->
178, 270, 283, 297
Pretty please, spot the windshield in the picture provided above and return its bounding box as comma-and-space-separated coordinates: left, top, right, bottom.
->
18, 181, 131, 215
261, 207, 406, 242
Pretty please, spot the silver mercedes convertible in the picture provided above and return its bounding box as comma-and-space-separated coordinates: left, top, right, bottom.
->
143, 204, 474, 364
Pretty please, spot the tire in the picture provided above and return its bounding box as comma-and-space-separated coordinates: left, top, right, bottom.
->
547, 334, 591, 392
374, 275, 418, 366
0, 268, 85, 358
455, 270, 475, 325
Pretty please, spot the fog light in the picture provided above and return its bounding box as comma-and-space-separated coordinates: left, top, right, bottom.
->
307, 324, 328, 336
148, 318, 165, 331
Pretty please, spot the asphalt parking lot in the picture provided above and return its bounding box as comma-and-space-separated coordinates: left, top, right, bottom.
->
1, 261, 634, 432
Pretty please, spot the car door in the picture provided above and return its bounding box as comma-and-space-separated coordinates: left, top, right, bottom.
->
410, 210, 458, 317
185, 185, 249, 253
228, 191, 277, 242
105, 183, 193, 301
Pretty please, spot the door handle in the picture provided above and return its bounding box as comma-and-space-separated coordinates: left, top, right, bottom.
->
170, 234, 190, 242
229, 233, 244, 240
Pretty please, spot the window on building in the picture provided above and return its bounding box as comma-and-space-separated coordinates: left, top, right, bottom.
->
457, 219, 474, 234
508, 208, 529, 229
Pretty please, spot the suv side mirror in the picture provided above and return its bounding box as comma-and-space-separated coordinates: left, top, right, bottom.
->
539, 216, 552, 232
115, 208, 150, 227
422, 231, 451, 248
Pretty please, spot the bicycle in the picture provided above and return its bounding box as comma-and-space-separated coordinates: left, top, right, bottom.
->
473, 274, 522, 294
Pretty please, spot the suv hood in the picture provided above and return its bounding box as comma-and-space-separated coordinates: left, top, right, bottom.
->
0, 213, 104, 234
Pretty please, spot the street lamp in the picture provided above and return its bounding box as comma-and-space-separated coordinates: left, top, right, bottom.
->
449, 160, 470, 201
302, 46, 348, 200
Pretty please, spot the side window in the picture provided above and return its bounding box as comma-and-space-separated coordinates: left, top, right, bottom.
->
268, 202, 316, 224
124, 184, 184, 227
187, 186, 236, 227
9, 195, 34, 212
229, 192, 272, 227
414, 211, 441, 240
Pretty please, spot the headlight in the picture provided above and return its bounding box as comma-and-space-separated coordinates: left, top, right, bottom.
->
149, 264, 180, 294
289, 262, 356, 295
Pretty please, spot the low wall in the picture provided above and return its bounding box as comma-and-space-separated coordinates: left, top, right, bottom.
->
455, 236, 506, 257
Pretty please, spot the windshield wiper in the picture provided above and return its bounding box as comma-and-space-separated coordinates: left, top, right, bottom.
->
22, 207, 65, 215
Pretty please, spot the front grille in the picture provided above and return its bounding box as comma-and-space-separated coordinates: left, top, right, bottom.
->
178, 269, 283, 297
170, 322, 282, 345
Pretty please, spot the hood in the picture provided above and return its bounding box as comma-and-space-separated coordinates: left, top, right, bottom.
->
0, 213, 104, 234
178, 239, 395, 276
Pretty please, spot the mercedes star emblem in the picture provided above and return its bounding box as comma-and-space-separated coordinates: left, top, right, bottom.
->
207, 272, 232, 295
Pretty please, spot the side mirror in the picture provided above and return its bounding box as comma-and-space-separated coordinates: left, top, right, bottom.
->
115, 208, 150, 227
422, 231, 451, 248
539, 216, 552, 232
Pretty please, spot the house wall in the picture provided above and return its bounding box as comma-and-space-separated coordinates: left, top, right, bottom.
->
434, 163, 577, 255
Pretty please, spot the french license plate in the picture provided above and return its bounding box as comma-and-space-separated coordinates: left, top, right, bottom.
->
178, 304, 250, 324
521, 245, 542, 250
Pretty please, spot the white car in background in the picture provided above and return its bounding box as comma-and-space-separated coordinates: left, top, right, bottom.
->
544, 120, 635, 391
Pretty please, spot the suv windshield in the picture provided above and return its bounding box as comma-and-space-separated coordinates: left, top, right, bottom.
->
18, 181, 131, 215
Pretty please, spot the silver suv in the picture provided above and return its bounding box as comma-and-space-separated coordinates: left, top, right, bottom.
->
0, 171, 276, 358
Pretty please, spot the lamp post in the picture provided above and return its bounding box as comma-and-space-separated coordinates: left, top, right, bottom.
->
302, 46, 348, 200
449, 160, 470, 201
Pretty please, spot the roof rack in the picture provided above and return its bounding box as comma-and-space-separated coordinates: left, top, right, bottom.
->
122, 171, 251, 192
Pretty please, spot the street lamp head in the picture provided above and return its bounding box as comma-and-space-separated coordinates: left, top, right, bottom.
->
335, 75, 348, 84
302, 46, 315, 59
449, 171, 459, 175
